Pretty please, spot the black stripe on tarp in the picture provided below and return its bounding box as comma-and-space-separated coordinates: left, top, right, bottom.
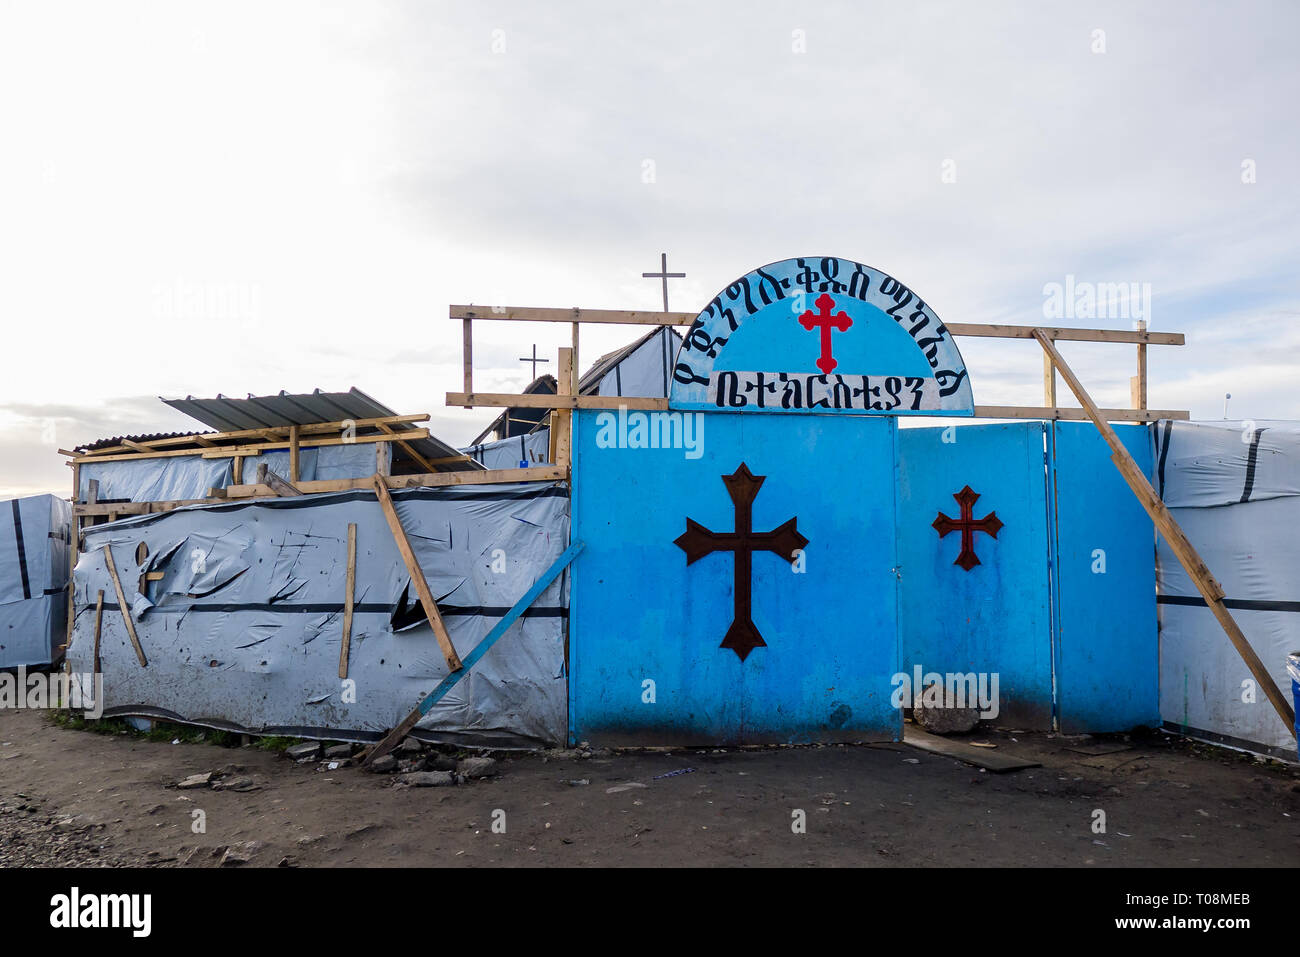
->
1158, 594, 1300, 613
1156, 419, 1172, 498
615, 363, 622, 396
10, 499, 30, 600
1240, 426, 1267, 503
95, 601, 567, 617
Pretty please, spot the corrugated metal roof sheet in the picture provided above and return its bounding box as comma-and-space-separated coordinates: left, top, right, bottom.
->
160, 388, 481, 471
75, 430, 217, 453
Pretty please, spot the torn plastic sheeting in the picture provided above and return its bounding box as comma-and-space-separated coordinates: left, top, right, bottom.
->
67, 482, 570, 745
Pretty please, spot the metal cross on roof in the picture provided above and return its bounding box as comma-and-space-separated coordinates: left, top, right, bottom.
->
519, 344, 550, 379
641, 252, 686, 312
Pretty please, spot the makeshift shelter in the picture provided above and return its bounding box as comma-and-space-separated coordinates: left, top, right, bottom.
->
57, 257, 1298, 759
0, 493, 71, 668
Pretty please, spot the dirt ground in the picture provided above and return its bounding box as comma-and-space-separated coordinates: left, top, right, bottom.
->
1, 708, 1297, 867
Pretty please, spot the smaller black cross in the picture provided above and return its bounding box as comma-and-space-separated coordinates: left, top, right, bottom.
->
641, 252, 686, 312
519, 344, 550, 379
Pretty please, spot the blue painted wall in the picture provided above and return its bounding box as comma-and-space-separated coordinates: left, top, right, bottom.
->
1051, 423, 1160, 731
570, 410, 901, 745
896, 423, 1054, 728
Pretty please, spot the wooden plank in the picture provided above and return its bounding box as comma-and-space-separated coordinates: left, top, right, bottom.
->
462, 316, 473, 407
1033, 330, 1296, 737
973, 406, 1188, 422
450, 304, 1185, 344
903, 725, 1040, 772
452, 304, 692, 326
1042, 342, 1057, 407
376, 440, 391, 476
224, 465, 567, 499
92, 589, 104, 676
289, 425, 300, 482
555, 348, 574, 474
75, 416, 431, 459
376, 423, 433, 472
338, 523, 357, 680
447, 392, 669, 411
1133, 319, 1148, 410
361, 540, 585, 767
192, 430, 428, 460
101, 545, 147, 668
371, 474, 462, 671
232, 455, 243, 485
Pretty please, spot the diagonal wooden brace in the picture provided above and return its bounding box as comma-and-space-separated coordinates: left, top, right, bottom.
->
371, 474, 462, 672
1035, 330, 1295, 738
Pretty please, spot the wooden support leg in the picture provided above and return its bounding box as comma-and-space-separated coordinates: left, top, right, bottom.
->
1033, 330, 1296, 738
338, 523, 357, 679
371, 475, 462, 671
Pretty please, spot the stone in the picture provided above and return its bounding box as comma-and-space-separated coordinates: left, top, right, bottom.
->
402, 771, 457, 787
425, 754, 458, 773
176, 772, 213, 790
913, 703, 980, 735
366, 755, 398, 774
286, 742, 321, 762
219, 840, 264, 867
324, 744, 353, 759
212, 777, 255, 792
457, 756, 498, 779
396, 737, 424, 755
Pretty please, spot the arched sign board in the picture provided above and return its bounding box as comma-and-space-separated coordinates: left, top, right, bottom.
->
669, 257, 974, 416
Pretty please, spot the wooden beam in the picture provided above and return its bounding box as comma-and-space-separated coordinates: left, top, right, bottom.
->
289, 426, 300, 482
449, 304, 1185, 345
462, 316, 473, 408
362, 540, 585, 767
1032, 330, 1296, 738
375, 423, 434, 472
75, 415, 430, 458
1132, 319, 1148, 410
92, 589, 104, 676
338, 523, 357, 680
223, 465, 567, 500
232, 455, 243, 485
1042, 337, 1057, 408
555, 348, 573, 475
371, 474, 462, 671
973, 406, 1188, 422
101, 545, 147, 668
447, 392, 668, 411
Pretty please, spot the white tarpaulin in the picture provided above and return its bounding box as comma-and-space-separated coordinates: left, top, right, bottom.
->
1153, 420, 1300, 759
66, 482, 571, 747
0, 494, 71, 667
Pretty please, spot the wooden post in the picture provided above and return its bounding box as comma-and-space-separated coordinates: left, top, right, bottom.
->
288, 426, 300, 483
1033, 330, 1296, 737
371, 475, 462, 671
555, 347, 574, 474
547, 410, 559, 465
92, 589, 104, 676
376, 441, 390, 477
571, 321, 580, 384
338, 523, 357, 679
462, 316, 474, 408
1042, 335, 1057, 407
232, 455, 243, 486
101, 545, 147, 668
1130, 319, 1148, 410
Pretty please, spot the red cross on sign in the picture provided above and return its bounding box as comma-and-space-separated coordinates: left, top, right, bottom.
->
798, 293, 853, 374
932, 485, 1003, 571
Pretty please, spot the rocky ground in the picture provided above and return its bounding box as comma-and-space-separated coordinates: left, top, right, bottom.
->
1, 708, 1298, 867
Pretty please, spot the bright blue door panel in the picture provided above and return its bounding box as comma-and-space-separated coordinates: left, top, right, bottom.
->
1051, 423, 1159, 731
897, 423, 1053, 728
570, 412, 900, 745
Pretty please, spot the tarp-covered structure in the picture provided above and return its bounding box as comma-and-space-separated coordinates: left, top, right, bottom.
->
66, 483, 570, 746
1154, 419, 1300, 759
0, 494, 71, 667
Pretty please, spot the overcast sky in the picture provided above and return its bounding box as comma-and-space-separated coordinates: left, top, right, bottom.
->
2, 0, 1297, 498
